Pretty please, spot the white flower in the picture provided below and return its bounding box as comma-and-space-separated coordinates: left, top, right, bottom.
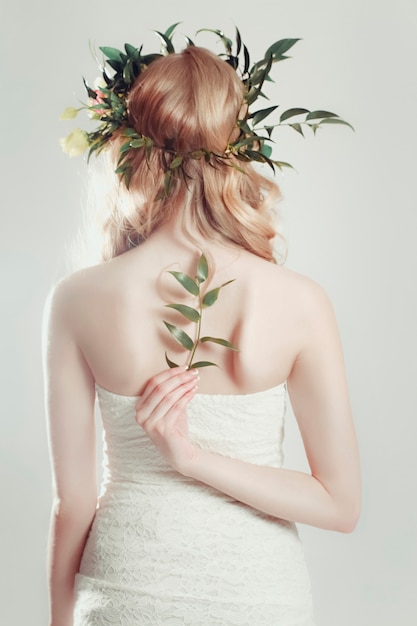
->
59, 128, 89, 157
59, 106, 80, 120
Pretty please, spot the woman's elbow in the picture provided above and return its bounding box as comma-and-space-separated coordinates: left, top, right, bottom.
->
51, 494, 97, 525
335, 510, 360, 533
332, 498, 361, 533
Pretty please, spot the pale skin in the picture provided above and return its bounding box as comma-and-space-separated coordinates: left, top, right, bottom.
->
44, 218, 361, 626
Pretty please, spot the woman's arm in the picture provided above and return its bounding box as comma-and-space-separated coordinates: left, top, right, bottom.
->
136, 282, 361, 533
43, 282, 97, 626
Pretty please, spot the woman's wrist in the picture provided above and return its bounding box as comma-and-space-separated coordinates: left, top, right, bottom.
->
175, 443, 205, 477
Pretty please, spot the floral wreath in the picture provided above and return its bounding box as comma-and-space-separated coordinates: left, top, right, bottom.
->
60, 24, 352, 195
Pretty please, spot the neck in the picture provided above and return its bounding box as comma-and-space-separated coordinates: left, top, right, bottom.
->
155, 211, 239, 254
139, 215, 244, 276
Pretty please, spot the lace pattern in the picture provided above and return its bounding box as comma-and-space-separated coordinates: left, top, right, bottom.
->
74, 384, 315, 625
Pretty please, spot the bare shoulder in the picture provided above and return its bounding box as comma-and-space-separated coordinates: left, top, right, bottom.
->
243, 253, 333, 312
271, 266, 341, 353
45, 264, 107, 324
277, 266, 337, 334
279, 266, 333, 310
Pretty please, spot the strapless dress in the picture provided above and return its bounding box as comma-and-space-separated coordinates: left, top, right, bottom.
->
73, 383, 315, 625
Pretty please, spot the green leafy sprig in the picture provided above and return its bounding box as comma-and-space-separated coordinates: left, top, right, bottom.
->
163, 253, 238, 369
202, 28, 353, 173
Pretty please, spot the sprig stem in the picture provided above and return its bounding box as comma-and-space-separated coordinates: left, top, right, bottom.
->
163, 253, 238, 369
187, 291, 203, 368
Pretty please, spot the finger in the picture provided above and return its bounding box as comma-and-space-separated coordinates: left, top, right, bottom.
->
160, 386, 197, 430
139, 368, 199, 418
142, 366, 189, 400
140, 378, 198, 430
136, 374, 197, 426
145, 386, 197, 444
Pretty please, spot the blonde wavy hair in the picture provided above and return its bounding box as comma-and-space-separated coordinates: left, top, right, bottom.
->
89, 46, 282, 264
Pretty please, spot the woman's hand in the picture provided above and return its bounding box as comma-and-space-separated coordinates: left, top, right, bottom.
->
135, 367, 200, 474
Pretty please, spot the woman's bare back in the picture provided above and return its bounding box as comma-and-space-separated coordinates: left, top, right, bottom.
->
59, 222, 320, 396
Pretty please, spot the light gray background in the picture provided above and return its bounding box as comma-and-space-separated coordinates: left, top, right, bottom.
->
1, 0, 416, 624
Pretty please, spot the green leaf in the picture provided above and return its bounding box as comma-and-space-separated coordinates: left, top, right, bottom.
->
280, 108, 310, 122
87, 141, 102, 161
202, 287, 220, 308
236, 27, 242, 56
83, 77, 97, 99
130, 138, 146, 148
235, 153, 251, 162
122, 165, 132, 188
237, 119, 251, 134
233, 135, 265, 150
155, 31, 175, 54
141, 53, 163, 65
273, 160, 294, 170
119, 141, 132, 154
246, 55, 272, 105
123, 59, 132, 84
124, 43, 138, 57
189, 361, 219, 369
265, 38, 301, 60
264, 157, 277, 174
202, 279, 234, 307
306, 110, 338, 121
200, 337, 239, 351
190, 150, 207, 159
196, 29, 232, 53
165, 352, 180, 368
163, 171, 172, 197
170, 155, 183, 169
260, 143, 273, 158
144, 137, 153, 161
110, 91, 121, 105
245, 149, 266, 163
163, 321, 194, 350
106, 59, 123, 73
319, 118, 354, 131
89, 103, 110, 111
99, 46, 123, 61
165, 304, 200, 322
168, 271, 200, 295
226, 55, 239, 70
248, 64, 269, 87
115, 163, 129, 174
164, 22, 181, 39
123, 128, 139, 137
251, 105, 279, 126
290, 123, 304, 137
243, 44, 250, 75
196, 253, 208, 284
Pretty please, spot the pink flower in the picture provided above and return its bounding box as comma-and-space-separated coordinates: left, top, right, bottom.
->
88, 89, 107, 118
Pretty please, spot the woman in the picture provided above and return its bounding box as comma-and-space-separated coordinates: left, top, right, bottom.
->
45, 41, 361, 625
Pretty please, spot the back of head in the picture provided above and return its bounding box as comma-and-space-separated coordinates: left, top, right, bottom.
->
94, 45, 280, 263
128, 46, 244, 155
64, 28, 349, 269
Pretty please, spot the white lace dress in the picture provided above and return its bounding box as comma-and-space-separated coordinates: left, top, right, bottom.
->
74, 383, 315, 625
